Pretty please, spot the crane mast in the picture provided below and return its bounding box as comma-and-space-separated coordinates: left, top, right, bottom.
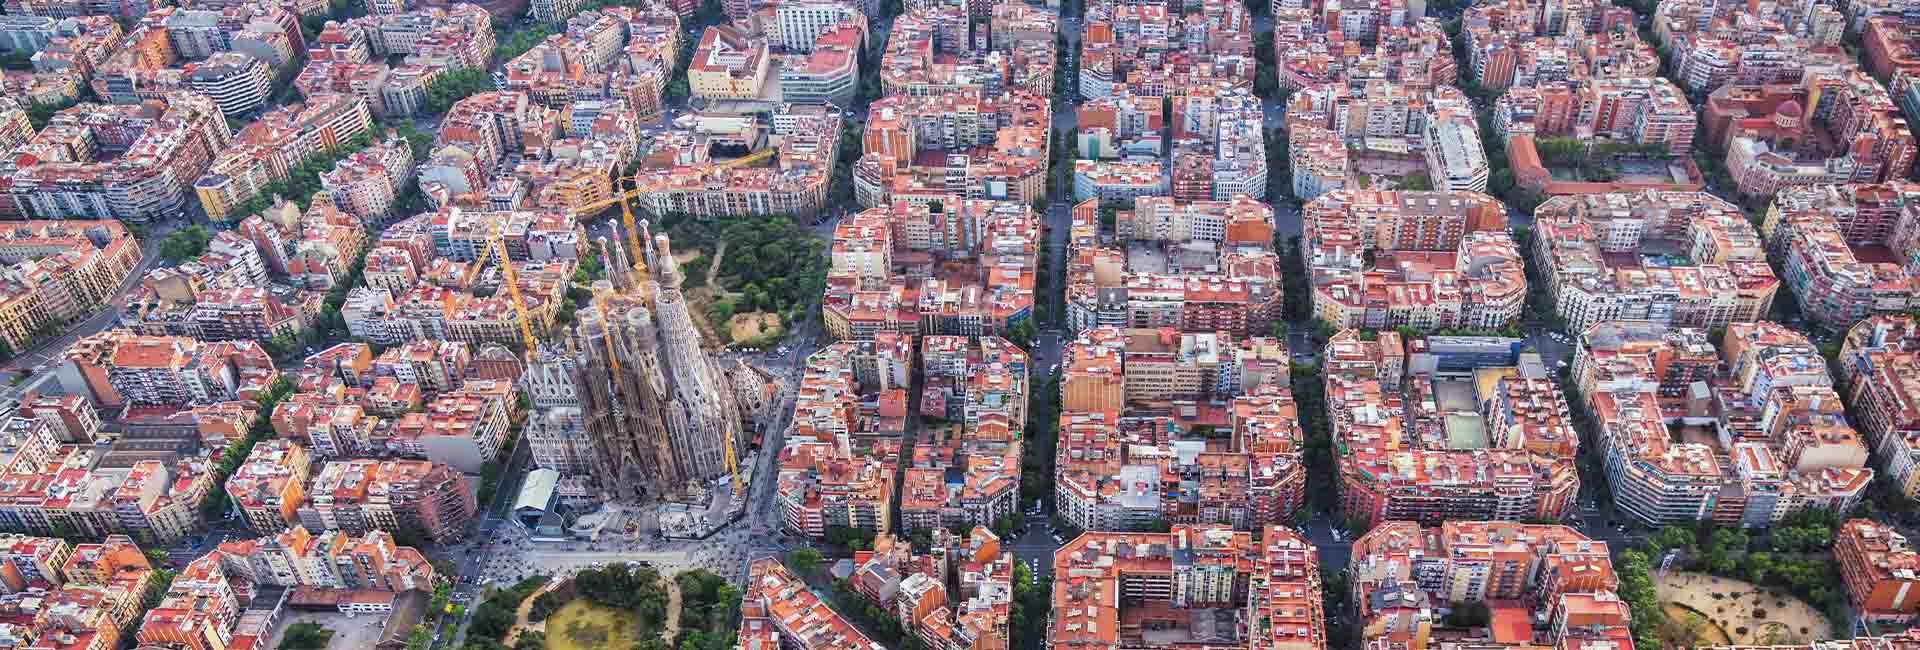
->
491, 236, 539, 359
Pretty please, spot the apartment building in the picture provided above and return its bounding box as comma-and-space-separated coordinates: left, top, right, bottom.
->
774, 0, 865, 53
1839, 314, 1920, 498
1573, 77, 1697, 152
878, 4, 1055, 99
900, 336, 1027, 532
59, 332, 280, 410
296, 5, 495, 119
0, 534, 154, 650
530, 0, 584, 21
688, 25, 770, 100
1838, 518, 1920, 630
395, 391, 507, 474
0, 534, 71, 592
7, 93, 230, 222
1072, 160, 1167, 202
296, 458, 475, 544
185, 51, 273, 117
823, 199, 1039, 341
633, 104, 840, 219
1051, 325, 1305, 533
1285, 81, 1476, 196
1533, 191, 1778, 333
227, 440, 311, 535
1666, 23, 1840, 95
1761, 183, 1920, 328
501, 6, 679, 121
1574, 320, 1873, 527
194, 93, 374, 222
1491, 77, 1697, 154
1349, 521, 1628, 649
0, 442, 215, 545
136, 554, 239, 650
775, 338, 910, 538
1064, 196, 1282, 336
1322, 330, 1580, 527
1079, 0, 1256, 100
1424, 116, 1490, 192
775, 23, 860, 105
739, 559, 886, 650
210, 525, 436, 593
1462, 0, 1654, 91
0, 221, 138, 352
320, 132, 415, 221
0, 14, 121, 110
1305, 190, 1524, 331
1866, 15, 1920, 82
0, 99, 31, 168
854, 92, 1048, 208
836, 528, 1013, 650
1048, 526, 1324, 650
1273, 4, 1456, 91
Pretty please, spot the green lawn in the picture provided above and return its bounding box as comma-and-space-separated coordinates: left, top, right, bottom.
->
546, 601, 641, 650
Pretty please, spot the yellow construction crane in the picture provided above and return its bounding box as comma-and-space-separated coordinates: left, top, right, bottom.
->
568, 175, 653, 289
489, 236, 540, 359
711, 148, 775, 171
724, 409, 743, 495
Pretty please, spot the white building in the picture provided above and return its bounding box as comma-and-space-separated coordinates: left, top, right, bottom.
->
775, 0, 866, 53
1423, 117, 1489, 193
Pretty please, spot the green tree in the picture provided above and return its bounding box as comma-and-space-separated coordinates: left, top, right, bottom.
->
26, 98, 78, 131
1007, 318, 1036, 351
278, 623, 334, 650
159, 226, 213, 263
405, 625, 432, 650
421, 69, 494, 115
786, 548, 823, 577
0, 50, 33, 71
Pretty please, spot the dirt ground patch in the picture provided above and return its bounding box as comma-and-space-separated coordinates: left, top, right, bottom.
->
1663, 603, 1733, 645
683, 288, 723, 346
545, 601, 640, 650
1656, 571, 1831, 645
727, 312, 781, 343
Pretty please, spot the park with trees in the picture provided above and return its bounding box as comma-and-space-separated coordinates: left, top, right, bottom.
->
644, 211, 830, 347
455, 565, 738, 650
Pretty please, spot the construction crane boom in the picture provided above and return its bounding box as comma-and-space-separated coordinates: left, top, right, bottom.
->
491, 236, 540, 359
711, 147, 775, 171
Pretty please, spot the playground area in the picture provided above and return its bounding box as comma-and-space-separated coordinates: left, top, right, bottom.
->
1655, 571, 1832, 646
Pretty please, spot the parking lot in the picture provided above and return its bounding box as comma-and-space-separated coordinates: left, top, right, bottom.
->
265, 610, 390, 650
